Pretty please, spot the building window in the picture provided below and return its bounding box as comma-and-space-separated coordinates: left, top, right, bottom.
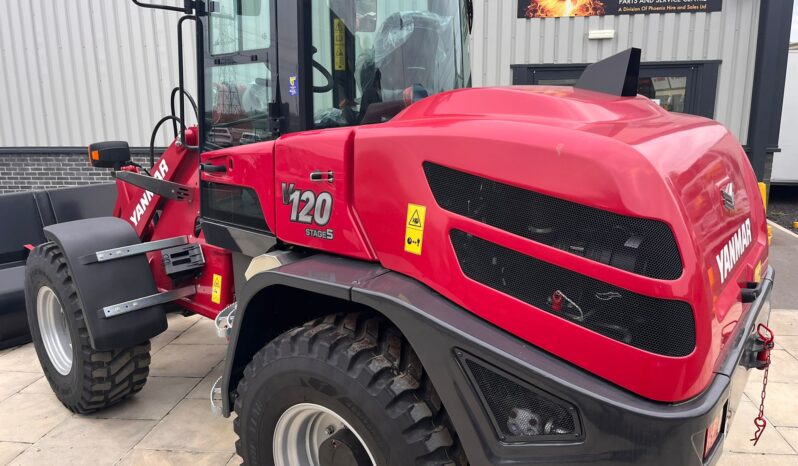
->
511, 61, 720, 119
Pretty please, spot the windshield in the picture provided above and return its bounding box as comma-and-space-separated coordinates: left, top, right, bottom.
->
310, 0, 471, 129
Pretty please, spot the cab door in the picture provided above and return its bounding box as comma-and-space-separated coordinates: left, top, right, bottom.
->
199, 0, 279, 254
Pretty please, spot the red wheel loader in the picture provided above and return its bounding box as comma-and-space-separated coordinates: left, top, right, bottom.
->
24, 1, 775, 465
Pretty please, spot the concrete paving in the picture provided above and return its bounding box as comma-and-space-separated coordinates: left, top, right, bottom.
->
768, 223, 798, 310
0, 315, 243, 466
0, 231, 797, 465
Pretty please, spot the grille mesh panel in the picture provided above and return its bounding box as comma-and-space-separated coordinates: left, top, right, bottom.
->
464, 358, 578, 441
451, 230, 696, 357
424, 162, 683, 280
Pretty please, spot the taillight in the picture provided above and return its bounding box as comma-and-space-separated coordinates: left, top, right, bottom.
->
704, 405, 725, 460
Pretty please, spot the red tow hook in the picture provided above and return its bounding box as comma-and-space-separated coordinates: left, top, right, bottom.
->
751, 323, 775, 446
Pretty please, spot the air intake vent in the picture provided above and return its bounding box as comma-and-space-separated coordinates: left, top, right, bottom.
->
458, 353, 580, 443
451, 230, 695, 357
424, 162, 682, 280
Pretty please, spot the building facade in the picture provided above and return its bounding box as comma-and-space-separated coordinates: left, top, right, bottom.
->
473, 0, 757, 141
772, 44, 798, 184
0, 0, 793, 193
0, 0, 195, 193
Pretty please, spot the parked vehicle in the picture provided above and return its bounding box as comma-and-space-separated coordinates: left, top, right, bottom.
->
24, 1, 774, 465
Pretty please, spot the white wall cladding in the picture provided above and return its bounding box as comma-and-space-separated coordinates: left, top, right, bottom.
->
0, 0, 197, 148
471, 0, 760, 143
2, 1, 759, 147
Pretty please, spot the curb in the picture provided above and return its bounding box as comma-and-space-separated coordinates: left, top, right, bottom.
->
768, 220, 798, 241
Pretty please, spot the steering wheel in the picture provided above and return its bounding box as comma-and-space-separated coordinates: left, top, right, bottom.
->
311, 47, 334, 93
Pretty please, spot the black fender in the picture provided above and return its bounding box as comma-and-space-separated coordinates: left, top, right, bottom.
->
223, 253, 758, 466
39, 217, 167, 350
221, 254, 387, 415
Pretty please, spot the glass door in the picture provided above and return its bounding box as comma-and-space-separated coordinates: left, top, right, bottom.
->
203, 0, 276, 151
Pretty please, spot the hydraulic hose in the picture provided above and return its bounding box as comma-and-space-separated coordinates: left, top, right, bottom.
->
149, 115, 183, 169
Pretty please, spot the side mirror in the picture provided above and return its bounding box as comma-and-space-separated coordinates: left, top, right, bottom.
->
237, 0, 262, 17
88, 141, 131, 170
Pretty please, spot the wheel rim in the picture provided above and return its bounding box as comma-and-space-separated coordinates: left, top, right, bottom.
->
273, 403, 376, 466
36, 286, 72, 375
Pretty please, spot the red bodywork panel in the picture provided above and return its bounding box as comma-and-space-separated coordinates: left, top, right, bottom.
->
115, 130, 234, 320
352, 87, 767, 402
120, 86, 767, 403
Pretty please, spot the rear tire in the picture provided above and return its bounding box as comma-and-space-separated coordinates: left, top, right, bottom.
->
233, 312, 467, 466
25, 242, 151, 414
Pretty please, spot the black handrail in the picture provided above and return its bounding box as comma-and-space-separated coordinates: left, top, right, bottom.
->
176, 15, 199, 148
131, 0, 191, 14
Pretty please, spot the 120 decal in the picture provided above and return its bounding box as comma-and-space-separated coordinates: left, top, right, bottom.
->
282, 183, 335, 240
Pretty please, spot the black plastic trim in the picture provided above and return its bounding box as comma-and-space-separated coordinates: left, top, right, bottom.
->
222, 252, 774, 465
201, 219, 277, 257
220, 255, 388, 417
574, 48, 640, 97
456, 350, 583, 443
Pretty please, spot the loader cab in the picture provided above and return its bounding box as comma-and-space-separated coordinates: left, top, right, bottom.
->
197, 0, 471, 253
200, 0, 472, 150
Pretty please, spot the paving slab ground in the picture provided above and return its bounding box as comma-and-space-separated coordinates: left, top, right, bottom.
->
1, 232, 797, 465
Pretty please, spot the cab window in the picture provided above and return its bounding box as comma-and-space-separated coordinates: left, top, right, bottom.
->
310, 0, 471, 129
210, 0, 271, 55
205, 0, 273, 149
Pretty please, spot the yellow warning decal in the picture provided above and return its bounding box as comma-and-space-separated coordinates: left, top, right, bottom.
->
404, 204, 426, 255
754, 261, 762, 283
211, 274, 222, 304
333, 19, 346, 71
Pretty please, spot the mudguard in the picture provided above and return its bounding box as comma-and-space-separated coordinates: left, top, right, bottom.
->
223, 254, 774, 466
41, 217, 167, 350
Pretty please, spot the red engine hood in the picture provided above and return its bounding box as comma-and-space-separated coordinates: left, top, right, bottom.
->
353, 86, 768, 401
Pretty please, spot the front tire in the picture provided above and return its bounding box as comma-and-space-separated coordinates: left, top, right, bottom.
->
234, 313, 466, 466
25, 242, 151, 414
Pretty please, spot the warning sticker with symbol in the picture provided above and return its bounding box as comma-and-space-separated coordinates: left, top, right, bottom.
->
404, 203, 426, 255
211, 274, 222, 304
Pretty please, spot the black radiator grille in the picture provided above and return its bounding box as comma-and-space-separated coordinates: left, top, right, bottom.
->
451, 230, 696, 357
462, 357, 580, 442
424, 162, 683, 280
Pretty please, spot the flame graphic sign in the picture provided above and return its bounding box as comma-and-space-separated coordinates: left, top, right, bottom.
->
518, 0, 723, 18
525, 0, 605, 18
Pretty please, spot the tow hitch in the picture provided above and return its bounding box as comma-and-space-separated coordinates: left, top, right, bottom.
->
749, 323, 775, 445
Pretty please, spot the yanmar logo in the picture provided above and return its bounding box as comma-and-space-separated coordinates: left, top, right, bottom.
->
129, 159, 169, 227
715, 218, 752, 283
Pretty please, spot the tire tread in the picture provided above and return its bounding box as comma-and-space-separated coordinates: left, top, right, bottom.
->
233, 312, 467, 466
28, 242, 150, 414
